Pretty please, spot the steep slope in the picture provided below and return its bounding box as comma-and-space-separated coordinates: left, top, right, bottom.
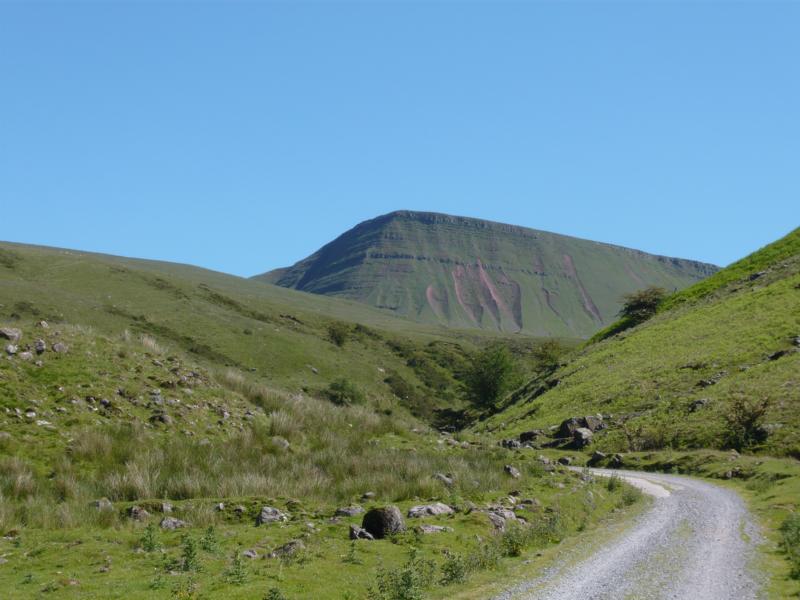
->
477, 227, 800, 456
256, 211, 718, 338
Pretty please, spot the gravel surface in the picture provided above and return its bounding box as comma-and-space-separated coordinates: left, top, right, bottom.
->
493, 468, 763, 600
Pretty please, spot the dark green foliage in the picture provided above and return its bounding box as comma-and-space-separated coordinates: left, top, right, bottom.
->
225, 551, 248, 585
180, 535, 201, 572
439, 552, 468, 585
780, 513, 800, 579
328, 322, 351, 347
530, 339, 566, 374
619, 286, 667, 324
200, 526, 219, 554
464, 343, 521, 409
368, 547, 436, 600
724, 396, 770, 451
324, 378, 365, 406
606, 475, 622, 492
140, 523, 160, 552
264, 589, 288, 600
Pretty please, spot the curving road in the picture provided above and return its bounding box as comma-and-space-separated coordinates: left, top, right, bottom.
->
494, 468, 764, 600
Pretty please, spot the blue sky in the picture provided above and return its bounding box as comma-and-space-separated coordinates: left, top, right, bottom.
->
1, 1, 797, 277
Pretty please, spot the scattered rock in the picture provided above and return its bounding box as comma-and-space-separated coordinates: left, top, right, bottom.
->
362, 506, 406, 539
234, 505, 246, 516
214, 502, 225, 511
519, 430, 543, 443
588, 450, 607, 466
34, 339, 46, 354
504, 465, 521, 479
349, 524, 374, 540
128, 506, 150, 521
37, 320, 49, 329
160, 502, 173, 514
5, 344, 17, 356
256, 506, 289, 525
572, 427, 594, 448
270, 539, 305, 558
52, 342, 68, 354
361, 491, 376, 501
500, 439, 522, 449
689, 398, 710, 412
557, 456, 572, 466
93, 498, 113, 511
748, 271, 767, 281
18, 351, 33, 361
160, 517, 188, 530
335, 505, 364, 517
272, 436, 290, 451
418, 524, 452, 534
407, 502, 454, 518
0, 328, 22, 343
609, 454, 625, 468
433, 473, 454, 486
768, 349, 790, 361
242, 549, 259, 559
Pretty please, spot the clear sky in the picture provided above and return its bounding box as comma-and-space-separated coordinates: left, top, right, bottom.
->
1, 1, 797, 277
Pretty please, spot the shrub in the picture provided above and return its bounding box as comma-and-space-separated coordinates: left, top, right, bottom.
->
620, 485, 643, 507
606, 475, 622, 492
439, 551, 468, 585
180, 535, 201, 572
368, 547, 435, 600
324, 378, 365, 406
225, 551, 248, 585
531, 339, 566, 374
464, 343, 521, 409
327, 322, 351, 347
264, 588, 288, 600
724, 395, 770, 451
619, 286, 667, 324
780, 513, 800, 579
141, 522, 160, 552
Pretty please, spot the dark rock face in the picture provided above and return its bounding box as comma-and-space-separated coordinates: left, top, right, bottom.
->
361, 506, 406, 539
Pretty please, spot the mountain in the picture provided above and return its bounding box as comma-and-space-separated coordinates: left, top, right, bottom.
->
476, 226, 800, 456
256, 211, 718, 338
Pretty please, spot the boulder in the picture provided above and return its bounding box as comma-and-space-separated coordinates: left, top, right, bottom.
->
93, 498, 113, 511
587, 450, 607, 466
500, 439, 522, 449
519, 430, 543, 443
18, 351, 33, 361
160, 516, 188, 530
571, 427, 594, 448
242, 549, 259, 559
160, 502, 173, 514
128, 506, 150, 521
5, 344, 17, 356
52, 343, 68, 354
583, 414, 605, 432
256, 506, 288, 525
407, 502, 454, 518
335, 505, 364, 517
349, 524, 374, 540
557, 417, 583, 439
504, 464, 521, 479
0, 328, 22, 343
361, 506, 406, 539
609, 454, 624, 468
557, 456, 572, 466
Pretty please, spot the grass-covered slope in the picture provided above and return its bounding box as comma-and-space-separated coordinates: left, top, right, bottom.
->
0, 240, 498, 420
477, 227, 800, 456
256, 211, 718, 338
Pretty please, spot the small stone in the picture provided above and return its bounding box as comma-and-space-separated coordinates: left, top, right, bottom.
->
349, 524, 374, 540
214, 502, 225, 511
242, 549, 259, 559
270, 539, 305, 558
34, 339, 46, 354
407, 502, 454, 518
93, 498, 113, 511
418, 524, 452, 534
18, 351, 33, 361
433, 473, 454, 486
504, 465, 521, 479
160, 517, 188, 530
335, 505, 365, 517
5, 344, 17, 356
558, 456, 572, 466
0, 328, 22, 343
361, 491, 376, 501
160, 502, 173, 513
128, 506, 150, 521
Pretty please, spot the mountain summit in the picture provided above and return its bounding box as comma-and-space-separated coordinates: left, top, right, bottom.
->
255, 211, 718, 337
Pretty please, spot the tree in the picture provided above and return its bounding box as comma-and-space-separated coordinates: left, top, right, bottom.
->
464, 343, 520, 409
531, 339, 565, 374
618, 286, 668, 324
324, 378, 365, 406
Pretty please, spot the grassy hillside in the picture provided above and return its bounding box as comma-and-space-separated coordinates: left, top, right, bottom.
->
256, 210, 718, 338
476, 227, 800, 456
0, 288, 640, 598
0, 240, 517, 422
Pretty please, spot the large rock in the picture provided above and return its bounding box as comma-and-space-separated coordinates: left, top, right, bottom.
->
361, 506, 406, 539
256, 506, 289, 525
0, 328, 22, 343
128, 506, 150, 521
407, 502, 454, 518
587, 450, 607, 466
335, 505, 364, 517
160, 517, 188, 529
571, 427, 594, 448
349, 524, 374, 540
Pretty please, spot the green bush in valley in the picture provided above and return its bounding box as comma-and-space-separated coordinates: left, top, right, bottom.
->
324, 378, 366, 406
724, 396, 770, 451
327, 322, 351, 347
464, 343, 521, 409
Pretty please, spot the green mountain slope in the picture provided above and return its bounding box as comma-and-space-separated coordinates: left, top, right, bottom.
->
476, 227, 800, 456
256, 211, 718, 338
0, 240, 496, 420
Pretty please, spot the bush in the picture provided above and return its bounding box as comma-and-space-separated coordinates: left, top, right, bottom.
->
780, 513, 800, 579
264, 588, 288, 600
324, 378, 366, 406
464, 343, 521, 409
368, 547, 435, 600
327, 322, 351, 347
439, 552, 468, 585
619, 286, 667, 324
606, 474, 622, 492
531, 339, 566, 374
724, 396, 770, 451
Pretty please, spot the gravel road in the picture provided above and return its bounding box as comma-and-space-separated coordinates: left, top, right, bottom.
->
494, 468, 763, 600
